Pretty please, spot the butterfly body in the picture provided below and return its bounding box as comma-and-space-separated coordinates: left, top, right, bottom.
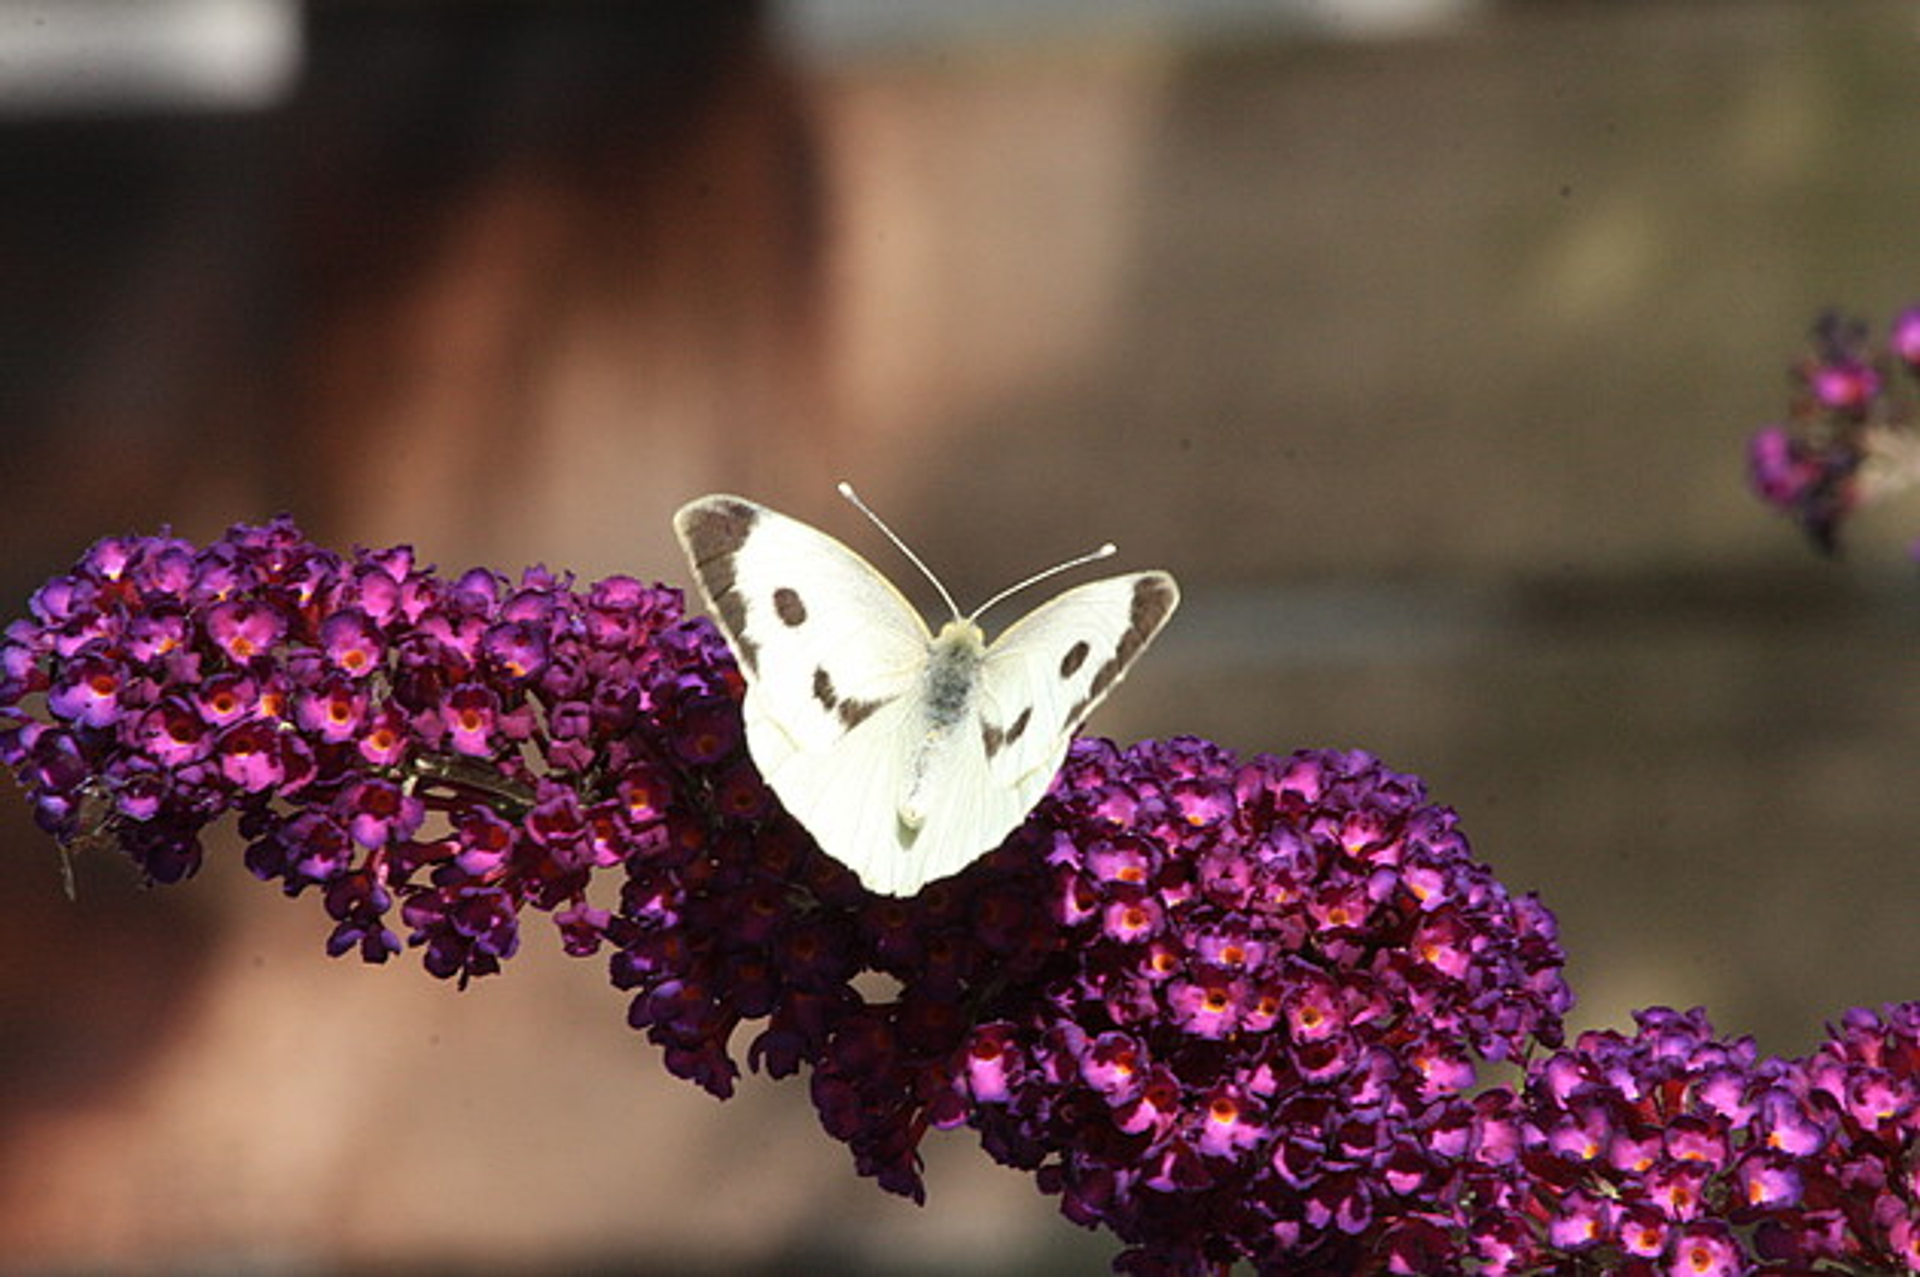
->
674, 493, 1177, 896
900, 621, 986, 827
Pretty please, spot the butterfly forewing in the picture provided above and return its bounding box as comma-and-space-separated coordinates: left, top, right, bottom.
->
675, 495, 929, 758
978, 572, 1180, 793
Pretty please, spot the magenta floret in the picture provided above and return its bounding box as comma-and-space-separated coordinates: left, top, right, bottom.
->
1747, 303, 1920, 554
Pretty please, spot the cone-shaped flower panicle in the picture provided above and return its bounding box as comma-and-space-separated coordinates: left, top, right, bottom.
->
5, 519, 1916, 1274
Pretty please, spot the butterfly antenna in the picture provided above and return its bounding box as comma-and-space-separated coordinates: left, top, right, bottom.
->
838, 481, 964, 620
969, 540, 1116, 623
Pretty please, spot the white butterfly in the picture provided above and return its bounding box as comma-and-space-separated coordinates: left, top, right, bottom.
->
673, 485, 1179, 897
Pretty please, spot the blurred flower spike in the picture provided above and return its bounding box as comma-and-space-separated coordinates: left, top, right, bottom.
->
4, 519, 1917, 1273
1748, 305, 1920, 554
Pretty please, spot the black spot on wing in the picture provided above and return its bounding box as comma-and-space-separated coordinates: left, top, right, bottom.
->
773, 587, 807, 627
981, 705, 1031, 760
1065, 575, 1178, 727
812, 666, 890, 730
1060, 640, 1090, 678
676, 498, 761, 673
839, 695, 887, 729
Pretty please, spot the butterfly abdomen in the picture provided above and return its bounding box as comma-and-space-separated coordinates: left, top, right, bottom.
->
899, 623, 987, 829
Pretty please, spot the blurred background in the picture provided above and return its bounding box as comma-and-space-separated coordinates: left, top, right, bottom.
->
2, 0, 1918, 1271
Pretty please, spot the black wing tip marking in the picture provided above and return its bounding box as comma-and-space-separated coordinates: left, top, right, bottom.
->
1064, 574, 1178, 728
674, 495, 759, 551
1136, 572, 1180, 619
673, 496, 762, 674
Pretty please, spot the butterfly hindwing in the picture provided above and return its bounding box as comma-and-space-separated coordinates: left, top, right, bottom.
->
743, 689, 924, 890
868, 712, 1010, 895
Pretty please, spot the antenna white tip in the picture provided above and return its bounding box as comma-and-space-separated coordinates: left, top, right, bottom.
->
969, 538, 1125, 623
834, 481, 963, 620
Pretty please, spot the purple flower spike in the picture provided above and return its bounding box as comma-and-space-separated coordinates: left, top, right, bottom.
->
7, 517, 1919, 1276
1467, 1002, 1920, 1274
1749, 304, 1920, 556
849, 741, 1575, 1272
0, 517, 707, 993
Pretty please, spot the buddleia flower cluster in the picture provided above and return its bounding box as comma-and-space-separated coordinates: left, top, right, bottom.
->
1747, 304, 1920, 554
0, 515, 733, 983
4, 519, 1917, 1274
1488, 1004, 1920, 1275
